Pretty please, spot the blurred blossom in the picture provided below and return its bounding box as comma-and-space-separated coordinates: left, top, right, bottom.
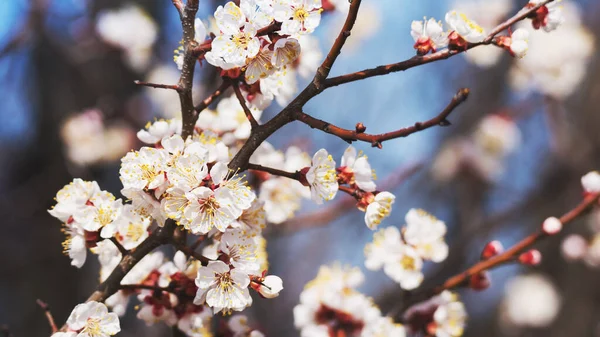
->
561, 234, 588, 261
501, 274, 561, 328
584, 234, 600, 267
509, 3, 595, 99
432, 114, 521, 182
335, 3, 381, 51
96, 4, 158, 71
451, 0, 513, 67
60, 109, 135, 166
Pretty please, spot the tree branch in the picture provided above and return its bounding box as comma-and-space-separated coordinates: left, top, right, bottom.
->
313, 0, 362, 86
119, 284, 175, 294
175, 0, 200, 139
59, 220, 177, 331
248, 163, 301, 180
109, 237, 129, 256
195, 81, 231, 113
36, 299, 57, 334
171, 239, 210, 266
134, 80, 181, 91
295, 88, 469, 147
397, 192, 600, 315
323, 0, 556, 89
232, 82, 259, 129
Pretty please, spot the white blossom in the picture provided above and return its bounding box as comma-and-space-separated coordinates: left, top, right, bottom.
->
257, 275, 284, 298
383, 243, 424, 290
273, 0, 323, 35
510, 28, 529, 58
73, 191, 123, 234
433, 291, 467, 337
340, 146, 376, 192
501, 274, 561, 328
49, 179, 100, 223
306, 148, 338, 204
65, 301, 120, 337
137, 119, 181, 144
194, 260, 253, 313
411, 18, 448, 54
445, 10, 486, 43
404, 209, 449, 262
272, 38, 302, 68
364, 192, 395, 230
581, 171, 600, 193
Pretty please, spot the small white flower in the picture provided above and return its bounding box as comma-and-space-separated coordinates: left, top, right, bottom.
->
206, 2, 260, 68
433, 291, 467, 337
177, 310, 213, 337
61, 223, 88, 268
364, 226, 402, 271
529, 0, 565, 32
306, 148, 338, 204
297, 35, 323, 78
194, 260, 253, 313
404, 209, 449, 262
137, 119, 181, 144
272, 38, 302, 68
110, 205, 151, 248
245, 47, 275, 84
120, 147, 168, 191
257, 275, 284, 298
213, 95, 262, 139
362, 317, 406, 337
581, 171, 600, 193
411, 17, 448, 54
510, 28, 529, 58
49, 179, 100, 223
259, 177, 303, 224
73, 191, 123, 233
240, 0, 275, 28
364, 192, 395, 230
220, 229, 261, 273
445, 10, 486, 43
340, 146, 376, 192
122, 251, 164, 285
542, 216, 562, 235
92, 239, 122, 281
194, 18, 207, 43
383, 243, 424, 290
65, 301, 120, 336
233, 199, 266, 234
273, 0, 323, 35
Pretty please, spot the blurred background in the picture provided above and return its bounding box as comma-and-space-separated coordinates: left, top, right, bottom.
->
1, 0, 600, 336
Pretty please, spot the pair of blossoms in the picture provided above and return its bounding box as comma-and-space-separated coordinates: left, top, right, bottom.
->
177, 0, 322, 88
411, 1, 565, 59
293, 264, 466, 337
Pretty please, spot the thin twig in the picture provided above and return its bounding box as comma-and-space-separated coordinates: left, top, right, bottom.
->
119, 284, 175, 294
295, 88, 469, 147
195, 81, 231, 112
313, 0, 363, 87
36, 299, 58, 334
109, 237, 129, 256
232, 82, 259, 129
248, 163, 301, 180
397, 192, 600, 314
134, 80, 181, 91
173, 241, 210, 266
323, 0, 555, 89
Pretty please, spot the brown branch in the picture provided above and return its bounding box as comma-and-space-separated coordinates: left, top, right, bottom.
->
172, 240, 210, 266
233, 82, 259, 129
398, 192, 600, 314
248, 163, 301, 180
134, 80, 181, 91
295, 88, 469, 147
109, 237, 129, 256
323, 0, 556, 89
119, 284, 175, 294
195, 81, 231, 112
59, 220, 177, 331
36, 299, 57, 334
313, 0, 362, 86
175, 0, 200, 139
171, 0, 184, 17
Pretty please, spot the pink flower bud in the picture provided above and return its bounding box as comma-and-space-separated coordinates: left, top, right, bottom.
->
518, 249, 542, 265
469, 271, 491, 291
481, 240, 504, 260
542, 217, 562, 235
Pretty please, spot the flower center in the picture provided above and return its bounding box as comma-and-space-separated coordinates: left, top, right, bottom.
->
199, 196, 220, 215
126, 223, 145, 242
140, 164, 159, 183
83, 318, 103, 337
95, 207, 115, 227
217, 272, 234, 293
232, 33, 250, 48
401, 255, 417, 271
293, 7, 309, 21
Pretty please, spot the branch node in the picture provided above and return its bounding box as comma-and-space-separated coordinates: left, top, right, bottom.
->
355, 122, 366, 133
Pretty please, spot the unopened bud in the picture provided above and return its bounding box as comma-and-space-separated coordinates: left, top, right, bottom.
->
542, 217, 562, 235
469, 271, 490, 291
252, 275, 283, 299
447, 31, 468, 51
355, 122, 367, 133
518, 249, 542, 266
481, 240, 504, 260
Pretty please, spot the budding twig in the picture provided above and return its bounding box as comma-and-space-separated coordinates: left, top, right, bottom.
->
397, 192, 600, 315
194, 81, 231, 113
36, 299, 58, 334
232, 82, 259, 129
295, 88, 469, 147
134, 80, 181, 91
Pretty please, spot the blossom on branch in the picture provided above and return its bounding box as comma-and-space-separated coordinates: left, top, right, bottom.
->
305, 148, 339, 204
411, 17, 448, 55
64, 301, 120, 337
